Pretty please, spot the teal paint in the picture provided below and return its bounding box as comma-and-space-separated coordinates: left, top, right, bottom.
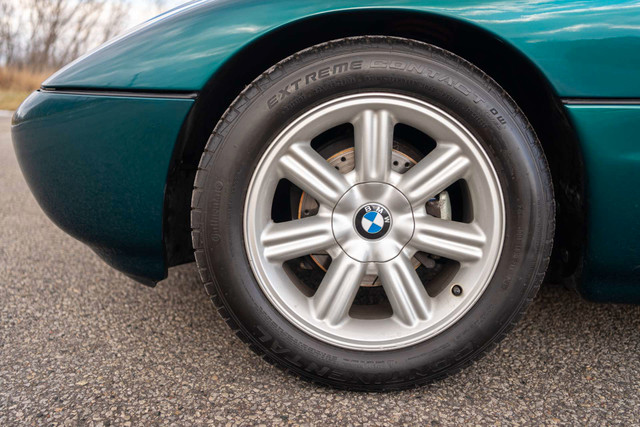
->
12, 91, 194, 282
13, 1, 640, 294
565, 105, 640, 302
43, 0, 640, 97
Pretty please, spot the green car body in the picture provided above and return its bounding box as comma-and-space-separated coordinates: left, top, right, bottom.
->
11, 0, 640, 301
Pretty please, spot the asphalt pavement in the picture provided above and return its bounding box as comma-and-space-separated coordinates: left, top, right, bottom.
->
1, 115, 640, 425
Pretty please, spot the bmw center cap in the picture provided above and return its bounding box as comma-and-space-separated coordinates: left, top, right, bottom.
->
354, 203, 392, 240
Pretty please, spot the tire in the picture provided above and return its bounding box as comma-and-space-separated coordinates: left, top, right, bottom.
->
191, 36, 554, 391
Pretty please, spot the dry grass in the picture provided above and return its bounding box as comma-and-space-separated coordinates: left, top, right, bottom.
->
0, 67, 54, 110
0, 67, 52, 90
0, 90, 33, 111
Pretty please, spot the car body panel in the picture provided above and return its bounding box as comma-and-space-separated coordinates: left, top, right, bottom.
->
565, 105, 640, 303
43, 0, 640, 98
11, 0, 640, 300
12, 91, 194, 282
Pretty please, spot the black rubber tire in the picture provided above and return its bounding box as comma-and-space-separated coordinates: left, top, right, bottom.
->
191, 36, 554, 391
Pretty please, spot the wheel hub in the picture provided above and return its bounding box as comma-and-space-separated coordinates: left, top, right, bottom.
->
332, 182, 414, 262
354, 203, 392, 240
297, 147, 419, 283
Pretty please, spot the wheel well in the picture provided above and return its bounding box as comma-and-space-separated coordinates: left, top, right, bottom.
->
164, 9, 585, 280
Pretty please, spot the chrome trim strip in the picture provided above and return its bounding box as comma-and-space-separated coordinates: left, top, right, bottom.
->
562, 98, 640, 105
39, 88, 198, 100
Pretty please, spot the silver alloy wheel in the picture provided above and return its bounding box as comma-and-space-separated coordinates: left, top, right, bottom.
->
244, 93, 505, 351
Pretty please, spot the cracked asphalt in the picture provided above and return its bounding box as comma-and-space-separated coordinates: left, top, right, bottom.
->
1, 115, 640, 425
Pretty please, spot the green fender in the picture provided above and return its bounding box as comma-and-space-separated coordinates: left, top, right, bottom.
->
44, 0, 640, 97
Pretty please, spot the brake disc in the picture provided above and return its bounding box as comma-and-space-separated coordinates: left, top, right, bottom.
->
297, 147, 450, 287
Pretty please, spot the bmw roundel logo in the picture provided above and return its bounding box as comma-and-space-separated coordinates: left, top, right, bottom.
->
354, 203, 392, 240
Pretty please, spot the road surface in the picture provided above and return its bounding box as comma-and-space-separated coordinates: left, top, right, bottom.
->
1, 115, 639, 424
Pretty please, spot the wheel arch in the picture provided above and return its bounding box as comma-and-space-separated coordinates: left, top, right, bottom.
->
164, 9, 585, 280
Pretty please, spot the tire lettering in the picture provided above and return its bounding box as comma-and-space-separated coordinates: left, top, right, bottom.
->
267, 95, 278, 109
318, 67, 330, 78
454, 82, 471, 96
268, 61, 367, 109
305, 71, 317, 85
290, 78, 302, 91
406, 63, 425, 74
265, 57, 507, 127
278, 87, 291, 98
490, 107, 507, 125
304, 362, 330, 377
332, 62, 348, 74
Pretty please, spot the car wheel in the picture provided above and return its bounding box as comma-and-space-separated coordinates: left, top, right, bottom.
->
191, 36, 554, 390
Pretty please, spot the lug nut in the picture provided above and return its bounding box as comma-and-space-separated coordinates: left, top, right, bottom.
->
451, 285, 463, 296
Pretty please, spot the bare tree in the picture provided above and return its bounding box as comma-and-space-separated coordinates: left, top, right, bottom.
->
0, 0, 131, 71
0, 0, 18, 65
100, 1, 129, 44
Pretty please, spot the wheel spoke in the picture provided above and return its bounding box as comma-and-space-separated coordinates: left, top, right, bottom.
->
397, 143, 470, 208
312, 254, 366, 326
377, 255, 432, 326
353, 109, 395, 182
410, 213, 485, 263
245, 93, 506, 350
261, 215, 334, 263
278, 142, 350, 207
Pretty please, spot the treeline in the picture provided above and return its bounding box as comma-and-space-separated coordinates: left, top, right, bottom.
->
0, 0, 165, 71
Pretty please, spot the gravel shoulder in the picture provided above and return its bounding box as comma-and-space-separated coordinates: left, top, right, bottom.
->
1, 117, 639, 425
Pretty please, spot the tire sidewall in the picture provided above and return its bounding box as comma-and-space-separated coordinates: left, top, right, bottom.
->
196, 37, 553, 388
